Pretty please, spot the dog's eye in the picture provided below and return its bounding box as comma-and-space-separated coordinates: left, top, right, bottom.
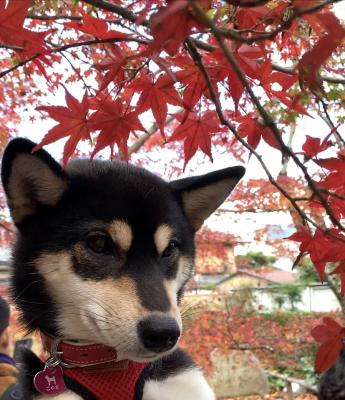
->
86, 234, 113, 254
162, 240, 179, 258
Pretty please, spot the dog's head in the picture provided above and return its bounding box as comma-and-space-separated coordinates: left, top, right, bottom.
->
1, 138, 244, 361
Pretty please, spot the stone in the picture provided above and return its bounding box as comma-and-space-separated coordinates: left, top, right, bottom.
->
207, 349, 269, 397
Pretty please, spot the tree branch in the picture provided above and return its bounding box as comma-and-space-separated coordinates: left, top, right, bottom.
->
0, 44, 23, 51
186, 15, 345, 246
0, 37, 147, 79
191, 1, 345, 234
272, 63, 345, 85
225, 0, 271, 6
27, 14, 83, 20
81, 0, 138, 24
128, 114, 176, 156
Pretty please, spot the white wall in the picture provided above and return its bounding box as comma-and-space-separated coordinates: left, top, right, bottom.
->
232, 284, 341, 312
300, 285, 341, 312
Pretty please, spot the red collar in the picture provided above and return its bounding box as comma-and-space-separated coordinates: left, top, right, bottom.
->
41, 332, 121, 368
39, 332, 149, 400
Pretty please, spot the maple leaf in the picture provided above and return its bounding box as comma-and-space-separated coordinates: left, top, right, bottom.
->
235, 3, 287, 31
0, 0, 31, 46
331, 260, 345, 295
171, 55, 221, 120
127, 74, 182, 138
90, 99, 145, 159
235, 114, 281, 150
168, 111, 224, 168
210, 44, 266, 110
65, 11, 130, 40
287, 225, 312, 253
298, 12, 345, 90
302, 135, 332, 158
311, 317, 345, 373
236, 44, 266, 79
147, 0, 210, 56
34, 90, 91, 165
95, 45, 128, 91
314, 158, 345, 192
0, 0, 47, 53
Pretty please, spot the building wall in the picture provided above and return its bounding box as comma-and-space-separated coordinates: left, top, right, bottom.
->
217, 275, 268, 292
217, 284, 341, 312
300, 285, 341, 312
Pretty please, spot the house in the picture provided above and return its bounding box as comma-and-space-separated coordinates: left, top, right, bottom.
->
192, 228, 244, 289
216, 268, 297, 292
0, 246, 11, 293
215, 268, 341, 312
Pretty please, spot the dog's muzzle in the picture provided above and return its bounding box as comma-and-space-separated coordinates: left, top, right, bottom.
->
137, 315, 180, 353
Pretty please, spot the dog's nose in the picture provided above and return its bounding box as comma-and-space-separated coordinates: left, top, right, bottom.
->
138, 315, 180, 353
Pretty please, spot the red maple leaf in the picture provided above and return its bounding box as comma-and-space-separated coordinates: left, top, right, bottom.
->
34, 90, 91, 165
331, 260, 345, 295
311, 317, 345, 373
147, 0, 210, 56
302, 135, 332, 158
235, 114, 281, 150
127, 74, 181, 138
236, 44, 266, 79
0, 0, 31, 46
236, 3, 288, 30
210, 44, 266, 111
65, 11, 130, 40
0, 0, 47, 53
95, 45, 128, 91
298, 12, 345, 89
172, 55, 220, 119
168, 111, 225, 168
90, 99, 145, 159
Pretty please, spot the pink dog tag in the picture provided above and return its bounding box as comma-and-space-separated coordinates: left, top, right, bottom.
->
34, 365, 66, 395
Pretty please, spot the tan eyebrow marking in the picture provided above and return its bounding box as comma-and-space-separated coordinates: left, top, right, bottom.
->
154, 224, 173, 254
109, 220, 133, 252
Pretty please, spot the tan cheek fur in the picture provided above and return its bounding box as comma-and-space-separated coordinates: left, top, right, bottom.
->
34, 252, 146, 350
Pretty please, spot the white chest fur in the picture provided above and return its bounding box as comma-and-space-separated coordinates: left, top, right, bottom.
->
142, 368, 215, 400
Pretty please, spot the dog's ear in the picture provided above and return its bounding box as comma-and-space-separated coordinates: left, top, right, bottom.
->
1, 138, 69, 224
171, 166, 245, 231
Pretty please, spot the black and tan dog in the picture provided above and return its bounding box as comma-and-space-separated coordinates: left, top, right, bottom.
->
1, 138, 244, 400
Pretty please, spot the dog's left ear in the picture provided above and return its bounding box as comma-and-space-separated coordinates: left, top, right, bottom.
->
171, 166, 245, 231
1, 138, 69, 225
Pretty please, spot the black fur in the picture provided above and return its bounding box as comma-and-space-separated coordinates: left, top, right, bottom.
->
319, 350, 345, 399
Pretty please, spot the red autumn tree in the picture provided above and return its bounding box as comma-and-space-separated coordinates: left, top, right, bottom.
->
1, 0, 345, 373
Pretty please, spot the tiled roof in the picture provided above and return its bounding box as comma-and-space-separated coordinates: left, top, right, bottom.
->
217, 268, 297, 285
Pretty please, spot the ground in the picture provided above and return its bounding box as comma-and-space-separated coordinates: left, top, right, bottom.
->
224, 393, 317, 399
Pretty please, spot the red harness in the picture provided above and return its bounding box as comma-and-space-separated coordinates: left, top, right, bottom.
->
63, 361, 148, 400
41, 333, 149, 400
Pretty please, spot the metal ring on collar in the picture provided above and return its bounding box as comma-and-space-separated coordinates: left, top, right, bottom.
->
49, 338, 80, 368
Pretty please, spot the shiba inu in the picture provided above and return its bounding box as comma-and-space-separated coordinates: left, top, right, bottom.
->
1, 138, 244, 400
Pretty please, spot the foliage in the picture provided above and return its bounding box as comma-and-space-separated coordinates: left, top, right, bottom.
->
296, 257, 320, 284
225, 287, 257, 312
181, 303, 327, 380
1, 0, 345, 373
270, 283, 304, 311
195, 227, 237, 274
236, 251, 277, 269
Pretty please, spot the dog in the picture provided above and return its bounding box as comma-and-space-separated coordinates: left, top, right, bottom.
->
1, 138, 244, 400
